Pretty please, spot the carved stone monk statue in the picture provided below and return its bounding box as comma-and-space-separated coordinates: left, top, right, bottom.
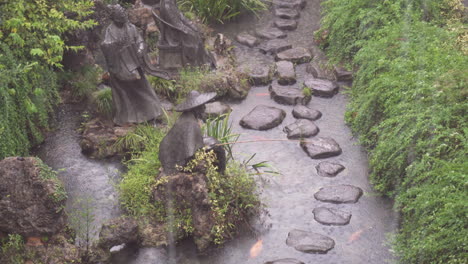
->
101, 4, 163, 125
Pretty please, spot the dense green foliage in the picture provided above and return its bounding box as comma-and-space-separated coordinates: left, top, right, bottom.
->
0, 234, 26, 264
0, 0, 95, 160
320, 0, 467, 263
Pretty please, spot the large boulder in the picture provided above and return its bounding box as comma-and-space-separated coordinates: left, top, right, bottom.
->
0, 157, 66, 237
98, 217, 139, 251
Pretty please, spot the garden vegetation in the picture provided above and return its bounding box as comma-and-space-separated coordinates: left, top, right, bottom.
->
318, 0, 467, 263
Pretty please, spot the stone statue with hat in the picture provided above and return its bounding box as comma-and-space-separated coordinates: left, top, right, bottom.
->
159, 91, 226, 174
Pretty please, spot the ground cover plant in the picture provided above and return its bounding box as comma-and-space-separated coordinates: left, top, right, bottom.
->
319, 0, 467, 263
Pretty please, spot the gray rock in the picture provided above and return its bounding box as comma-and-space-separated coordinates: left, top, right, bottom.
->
305, 64, 319, 78
273, 0, 306, 9
284, 119, 319, 139
274, 7, 300, 19
247, 63, 274, 86
303, 78, 339, 98
276, 47, 312, 64
316, 161, 345, 177
300, 137, 342, 159
334, 66, 353, 81
256, 27, 287, 39
286, 229, 335, 254
240, 105, 286, 130
269, 82, 311, 105
203, 101, 232, 119
314, 185, 363, 204
276, 61, 296, 85
258, 39, 292, 55
236, 32, 260, 47
274, 18, 298, 31
292, 105, 322, 121
98, 217, 139, 251
312, 207, 352, 226
265, 259, 305, 264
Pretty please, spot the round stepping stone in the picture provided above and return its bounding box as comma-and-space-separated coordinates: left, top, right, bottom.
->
273, 0, 306, 10
276, 61, 296, 85
283, 119, 319, 139
292, 105, 322, 121
256, 27, 287, 39
269, 82, 311, 105
236, 33, 259, 47
247, 64, 274, 86
265, 259, 304, 264
316, 161, 345, 177
312, 207, 352, 226
274, 18, 298, 31
275, 47, 312, 64
274, 7, 300, 19
203, 101, 232, 120
258, 39, 292, 55
286, 229, 335, 254
334, 66, 353, 81
314, 185, 363, 204
300, 137, 342, 159
240, 105, 286, 130
303, 78, 339, 98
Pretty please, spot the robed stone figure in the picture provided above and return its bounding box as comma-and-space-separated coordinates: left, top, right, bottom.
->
101, 4, 163, 125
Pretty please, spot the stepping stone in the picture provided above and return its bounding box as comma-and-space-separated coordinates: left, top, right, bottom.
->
258, 39, 292, 55
286, 229, 334, 254
247, 63, 274, 86
240, 105, 286, 130
316, 161, 345, 177
303, 78, 339, 98
300, 137, 342, 159
283, 119, 319, 139
306, 64, 319, 78
274, 18, 298, 31
256, 27, 287, 39
269, 82, 311, 105
314, 185, 363, 204
265, 259, 304, 264
273, 0, 306, 10
274, 7, 300, 19
334, 66, 353, 81
313, 207, 352, 226
203, 101, 232, 120
276, 47, 312, 64
236, 32, 259, 47
292, 105, 322, 121
276, 61, 296, 85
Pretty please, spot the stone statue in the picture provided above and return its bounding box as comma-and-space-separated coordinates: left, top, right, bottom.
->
152, 0, 214, 69
159, 91, 226, 174
101, 4, 165, 126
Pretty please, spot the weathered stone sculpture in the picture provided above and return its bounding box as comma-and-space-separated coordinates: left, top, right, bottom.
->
152, 0, 214, 69
101, 4, 164, 125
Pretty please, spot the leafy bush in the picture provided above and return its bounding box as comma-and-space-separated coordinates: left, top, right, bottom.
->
0, 234, 25, 264
92, 87, 114, 118
202, 113, 239, 160
60, 64, 103, 100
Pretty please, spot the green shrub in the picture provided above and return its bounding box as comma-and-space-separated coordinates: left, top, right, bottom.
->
0, 234, 25, 264
92, 87, 114, 118
59, 64, 103, 100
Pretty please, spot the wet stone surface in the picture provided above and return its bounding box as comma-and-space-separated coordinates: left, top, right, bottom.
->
316, 161, 345, 177
203, 101, 232, 119
264, 259, 305, 264
312, 207, 352, 226
276, 60, 296, 85
274, 18, 298, 31
273, 0, 307, 9
240, 105, 286, 130
292, 105, 322, 121
304, 78, 339, 98
256, 27, 287, 39
246, 63, 273, 86
314, 185, 364, 204
286, 229, 335, 254
300, 137, 342, 159
276, 47, 312, 64
274, 7, 300, 19
236, 32, 260, 47
269, 82, 311, 105
283, 119, 319, 139
258, 39, 292, 55
334, 66, 353, 81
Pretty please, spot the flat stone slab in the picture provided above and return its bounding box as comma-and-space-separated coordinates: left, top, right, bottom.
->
276, 61, 296, 85
258, 39, 292, 55
334, 66, 353, 81
313, 207, 352, 226
256, 27, 287, 39
292, 105, 322, 121
274, 7, 300, 19
269, 82, 311, 105
273, 0, 306, 9
236, 32, 260, 47
274, 18, 298, 31
300, 137, 342, 159
203, 101, 232, 119
316, 161, 345, 177
247, 63, 273, 86
286, 229, 335, 254
314, 185, 363, 204
304, 78, 339, 98
276, 47, 312, 64
240, 105, 286, 130
265, 259, 304, 264
284, 119, 319, 139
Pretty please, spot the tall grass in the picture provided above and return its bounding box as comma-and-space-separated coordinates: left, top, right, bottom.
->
202, 113, 239, 160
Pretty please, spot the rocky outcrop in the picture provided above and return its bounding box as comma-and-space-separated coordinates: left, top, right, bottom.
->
240, 105, 286, 130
